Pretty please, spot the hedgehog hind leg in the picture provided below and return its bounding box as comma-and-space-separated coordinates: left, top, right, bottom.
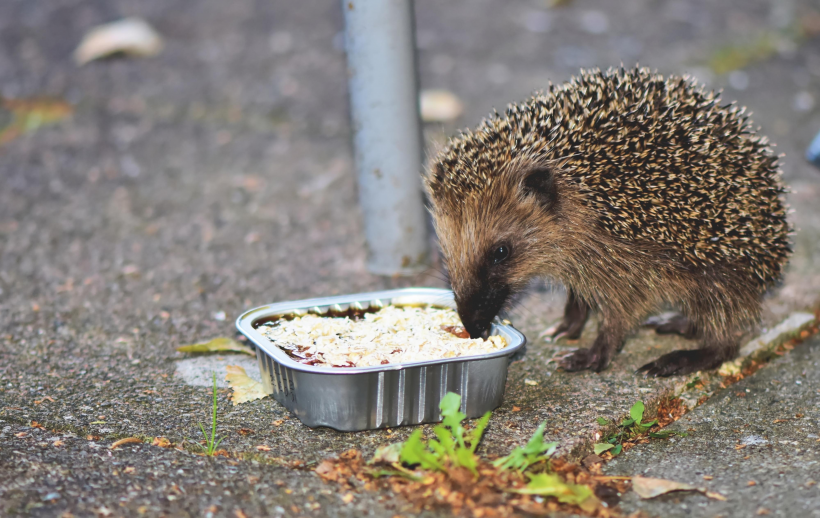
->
543, 289, 590, 342
643, 312, 698, 339
636, 341, 739, 377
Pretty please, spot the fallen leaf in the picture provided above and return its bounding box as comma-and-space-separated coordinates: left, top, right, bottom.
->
272, 420, 284, 427
238, 428, 254, 436
53, 440, 65, 447
757, 508, 771, 515
419, 89, 464, 122
632, 476, 726, 500
369, 442, 402, 464
512, 406, 521, 412
747, 480, 757, 486
512, 472, 600, 512
152, 437, 172, 448
15, 432, 28, 438
234, 509, 248, 518
703, 475, 714, 481
342, 492, 354, 504
74, 18, 163, 65
256, 445, 271, 451
110, 437, 143, 449
594, 443, 615, 455
524, 379, 539, 386
581, 453, 603, 467
177, 337, 255, 356
0, 97, 73, 144
226, 365, 267, 405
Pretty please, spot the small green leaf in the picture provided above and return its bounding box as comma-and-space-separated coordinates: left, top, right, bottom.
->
512, 472, 598, 511
468, 411, 491, 452
439, 392, 463, 417
494, 421, 557, 472
176, 337, 255, 356
612, 444, 623, 456
433, 425, 457, 462
621, 418, 635, 427
593, 443, 615, 455
596, 417, 609, 426
630, 401, 645, 424
455, 447, 478, 474
640, 419, 658, 429
439, 392, 467, 447
400, 429, 445, 472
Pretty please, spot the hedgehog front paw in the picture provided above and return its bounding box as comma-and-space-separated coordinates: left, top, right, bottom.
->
558, 348, 610, 372
636, 348, 723, 377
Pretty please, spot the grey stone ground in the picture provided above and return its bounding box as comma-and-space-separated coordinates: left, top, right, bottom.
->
1, 0, 819, 516
606, 335, 820, 518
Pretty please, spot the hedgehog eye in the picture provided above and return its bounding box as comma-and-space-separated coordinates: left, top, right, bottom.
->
491, 245, 511, 265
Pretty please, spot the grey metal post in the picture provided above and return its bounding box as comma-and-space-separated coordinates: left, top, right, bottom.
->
342, 0, 429, 275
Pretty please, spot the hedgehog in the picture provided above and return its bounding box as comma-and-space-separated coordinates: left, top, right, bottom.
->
425, 66, 791, 377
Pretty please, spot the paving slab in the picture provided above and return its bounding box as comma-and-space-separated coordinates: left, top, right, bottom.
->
604, 335, 820, 518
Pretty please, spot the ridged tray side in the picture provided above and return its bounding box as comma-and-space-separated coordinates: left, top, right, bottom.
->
256, 348, 509, 430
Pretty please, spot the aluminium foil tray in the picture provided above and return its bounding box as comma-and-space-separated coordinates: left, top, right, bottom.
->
235, 287, 526, 431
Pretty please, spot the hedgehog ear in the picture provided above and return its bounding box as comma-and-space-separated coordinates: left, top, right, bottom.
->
521, 168, 557, 210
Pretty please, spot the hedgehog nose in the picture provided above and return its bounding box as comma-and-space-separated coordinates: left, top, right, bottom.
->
461, 318, 490, 340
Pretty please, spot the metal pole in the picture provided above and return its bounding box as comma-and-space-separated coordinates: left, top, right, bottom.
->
342, 0, 429, 276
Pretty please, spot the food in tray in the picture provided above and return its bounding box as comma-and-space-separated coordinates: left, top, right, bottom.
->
256, 305, 507, 368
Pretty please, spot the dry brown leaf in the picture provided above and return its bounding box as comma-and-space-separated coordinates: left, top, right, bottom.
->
256, 445, 271, 451
110, 437, 143, 449
177, 337, 255, 356
74, 18, 163, 65
419, 89, 464, 122
152, 437, 172, 448
632, 476, 726, 501
226, 365, 267, 405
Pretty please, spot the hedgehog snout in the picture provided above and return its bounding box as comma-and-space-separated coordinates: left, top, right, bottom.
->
455, 284, 510, 340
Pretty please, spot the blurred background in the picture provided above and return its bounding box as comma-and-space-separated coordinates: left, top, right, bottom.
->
1, 0, 820, 340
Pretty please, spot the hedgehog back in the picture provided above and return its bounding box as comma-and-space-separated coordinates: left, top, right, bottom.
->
428, 67, 791, 289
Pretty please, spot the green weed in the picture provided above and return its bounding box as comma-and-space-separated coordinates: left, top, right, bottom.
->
189, 373, 225, 456
594, 400, 686, 457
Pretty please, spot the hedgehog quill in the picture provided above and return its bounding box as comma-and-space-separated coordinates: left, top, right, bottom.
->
425, 67, 791, 377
